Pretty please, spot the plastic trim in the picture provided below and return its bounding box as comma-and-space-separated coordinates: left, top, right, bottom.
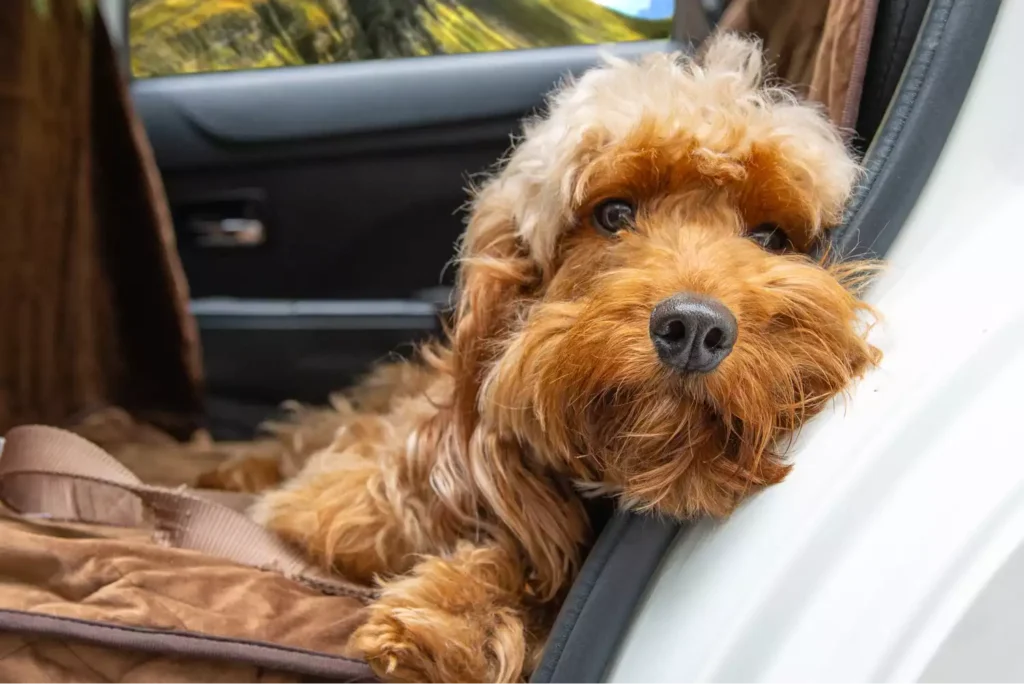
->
191, 298, 440, 331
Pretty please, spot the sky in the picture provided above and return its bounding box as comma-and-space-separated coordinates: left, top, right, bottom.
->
592, 0, 674, 19
593, 0, 650, 14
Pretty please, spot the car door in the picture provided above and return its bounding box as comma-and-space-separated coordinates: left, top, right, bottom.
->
102, 0, 706, 437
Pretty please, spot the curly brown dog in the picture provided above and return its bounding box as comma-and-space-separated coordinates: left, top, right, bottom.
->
177, 34, 881, 683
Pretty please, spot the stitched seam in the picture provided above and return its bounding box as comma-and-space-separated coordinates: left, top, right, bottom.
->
0, 609, 369, 666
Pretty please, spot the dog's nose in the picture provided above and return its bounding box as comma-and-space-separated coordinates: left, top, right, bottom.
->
649, 294, 738, 373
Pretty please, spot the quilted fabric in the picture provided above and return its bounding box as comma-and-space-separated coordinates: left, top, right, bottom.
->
0, 510, 374, 682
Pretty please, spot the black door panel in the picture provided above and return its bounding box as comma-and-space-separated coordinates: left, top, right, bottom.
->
162, 145, 493, 299
195, 300, 440, 406
136, 41, 673, 300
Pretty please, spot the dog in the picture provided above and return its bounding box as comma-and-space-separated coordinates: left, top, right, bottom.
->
186, 33, 881, 683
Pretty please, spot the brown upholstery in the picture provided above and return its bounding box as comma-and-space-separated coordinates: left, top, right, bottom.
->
719, 0, 878, 132
0, 511, 373, 682
0, 426, 375, 683
0, 0, 203, 439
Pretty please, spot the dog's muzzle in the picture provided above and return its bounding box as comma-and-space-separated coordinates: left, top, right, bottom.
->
649, 293, 737, 374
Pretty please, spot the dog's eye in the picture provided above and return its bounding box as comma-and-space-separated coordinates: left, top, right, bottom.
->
748, 223, 792, 252
593, 199, 636, 234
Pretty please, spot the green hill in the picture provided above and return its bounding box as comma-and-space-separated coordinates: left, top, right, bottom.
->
129, 0, 672, 77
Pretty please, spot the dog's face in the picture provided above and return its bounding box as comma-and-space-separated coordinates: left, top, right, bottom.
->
451, 35, 880, 519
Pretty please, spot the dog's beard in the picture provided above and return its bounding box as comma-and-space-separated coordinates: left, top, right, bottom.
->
480, 258, 879, 519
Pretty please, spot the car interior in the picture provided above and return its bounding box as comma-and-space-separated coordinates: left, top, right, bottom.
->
86, 0, 1004, 679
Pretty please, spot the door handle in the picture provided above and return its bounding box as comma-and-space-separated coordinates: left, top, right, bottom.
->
189, 217, 266, 248
173, 189, 268, 249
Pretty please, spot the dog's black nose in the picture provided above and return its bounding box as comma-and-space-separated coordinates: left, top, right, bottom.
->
650, 294, 737, 373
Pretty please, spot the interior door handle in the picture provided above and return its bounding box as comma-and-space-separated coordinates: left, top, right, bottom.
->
189, 217, 266, 248
173, 189, 269, 249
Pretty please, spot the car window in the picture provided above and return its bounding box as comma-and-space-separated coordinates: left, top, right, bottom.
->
129, 0, 676, 78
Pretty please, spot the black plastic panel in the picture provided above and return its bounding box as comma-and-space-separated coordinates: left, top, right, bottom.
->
163, 144, 491, 300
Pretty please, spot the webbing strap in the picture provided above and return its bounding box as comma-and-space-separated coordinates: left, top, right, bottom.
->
0, 425, 372, 600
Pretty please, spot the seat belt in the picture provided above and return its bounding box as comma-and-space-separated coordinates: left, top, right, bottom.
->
0, 425, 373, 601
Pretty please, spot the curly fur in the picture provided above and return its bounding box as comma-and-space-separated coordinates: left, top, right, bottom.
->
194, 34, 880, 682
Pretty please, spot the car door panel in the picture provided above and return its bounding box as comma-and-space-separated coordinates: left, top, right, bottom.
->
134, 41, 671, 161
132, 39, 676, 419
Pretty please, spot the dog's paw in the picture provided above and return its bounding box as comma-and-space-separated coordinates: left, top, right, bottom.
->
351, 594, 527, 683
352, 612, 437, 683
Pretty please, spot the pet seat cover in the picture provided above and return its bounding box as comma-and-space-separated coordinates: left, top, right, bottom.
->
0, 426, 376, 682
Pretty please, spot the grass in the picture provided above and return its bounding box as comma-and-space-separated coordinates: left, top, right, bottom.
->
129, 0, 672, 77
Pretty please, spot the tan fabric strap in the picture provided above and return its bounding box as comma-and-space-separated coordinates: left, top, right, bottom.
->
0, 425, 372, 600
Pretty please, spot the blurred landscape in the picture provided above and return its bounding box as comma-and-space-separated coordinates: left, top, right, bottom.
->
130, 0, 673, 77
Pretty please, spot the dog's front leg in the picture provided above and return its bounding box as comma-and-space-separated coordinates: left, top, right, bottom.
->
352, 541, 540, 683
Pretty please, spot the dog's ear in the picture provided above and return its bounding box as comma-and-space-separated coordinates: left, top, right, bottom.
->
446, 179, 591, 598
448, 74, 603, 439
449, 181, 539, 441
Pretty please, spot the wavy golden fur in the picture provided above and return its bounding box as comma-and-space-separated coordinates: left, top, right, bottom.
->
180, 34, 880, 682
